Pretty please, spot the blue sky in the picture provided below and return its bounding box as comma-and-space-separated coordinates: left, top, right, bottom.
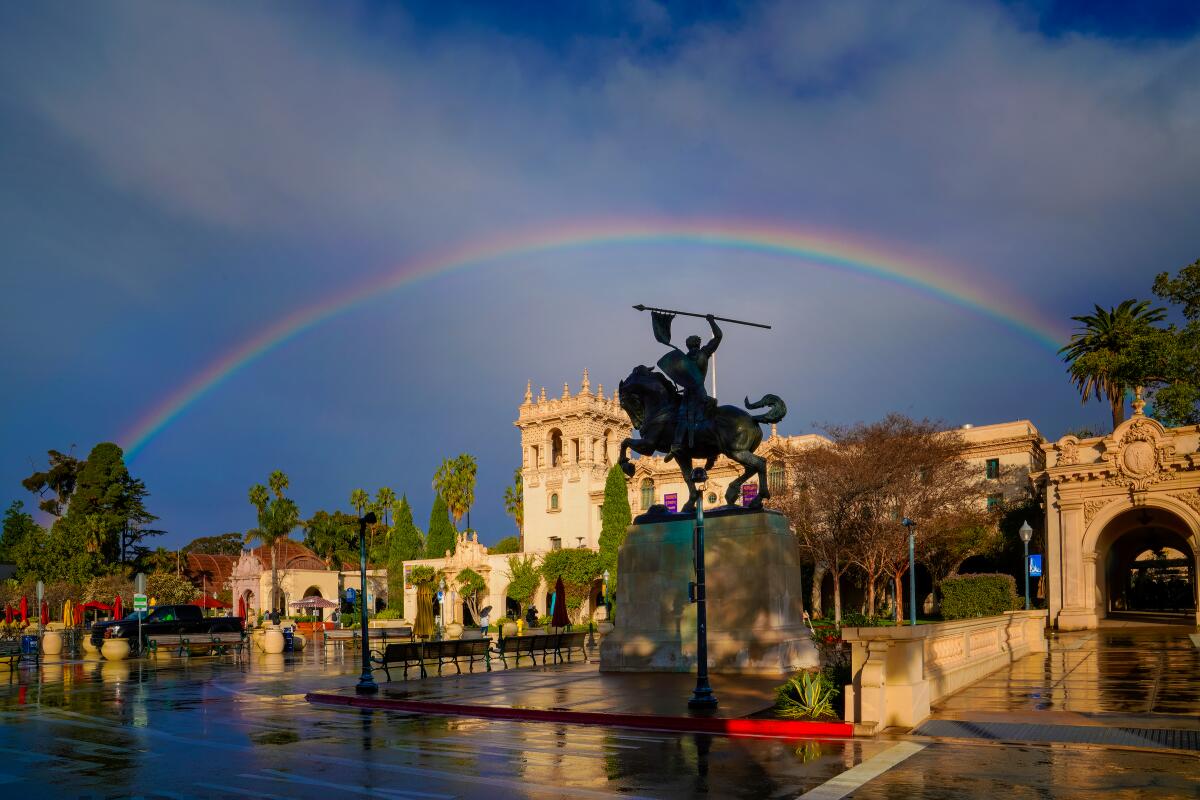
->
1, 1, 1197, 549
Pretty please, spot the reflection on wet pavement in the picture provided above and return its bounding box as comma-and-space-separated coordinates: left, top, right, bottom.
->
933, 627, 1200, 725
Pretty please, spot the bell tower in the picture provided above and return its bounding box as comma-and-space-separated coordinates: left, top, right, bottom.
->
515, 369, 632, 554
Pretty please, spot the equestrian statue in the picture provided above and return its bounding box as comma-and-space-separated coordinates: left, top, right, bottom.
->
618, 305, 787, 512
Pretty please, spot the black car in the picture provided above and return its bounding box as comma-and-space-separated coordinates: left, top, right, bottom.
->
90, 604, 243, 651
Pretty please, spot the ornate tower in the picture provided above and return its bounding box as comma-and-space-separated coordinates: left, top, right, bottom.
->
515, 369, 632, 553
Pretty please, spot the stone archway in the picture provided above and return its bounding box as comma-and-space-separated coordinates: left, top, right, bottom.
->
1095, 507, 1197, 621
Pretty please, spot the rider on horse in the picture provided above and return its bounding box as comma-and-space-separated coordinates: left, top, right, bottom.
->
650, 311, 722, 459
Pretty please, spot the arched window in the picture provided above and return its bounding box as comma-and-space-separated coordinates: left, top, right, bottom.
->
550, 493, 559, 511
550, 429, 563, 467
768, 462, 784, 492
707, 492, 717, 504
640, 479, 654, 510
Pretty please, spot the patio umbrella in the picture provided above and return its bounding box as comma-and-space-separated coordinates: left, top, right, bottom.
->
62, 599, 71, 626
289, 596, 336, 609
415, 584, 434, 639
40, 601, 48, 626
74, 604, 83, 626
551, 577, 569, 629
237, 595, 246, 619
113, 595, 123, 620
19, 596, 27, 624
196, 595, 231, 609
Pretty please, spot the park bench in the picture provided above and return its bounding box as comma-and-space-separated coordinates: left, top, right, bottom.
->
433, 638, 490, 674
0, 639, 21, 669
371, 642, 428, 680
371, 638, 493, 681
495, 631, 587, 668
146, 631, 247, 657
324, 627, 414, 652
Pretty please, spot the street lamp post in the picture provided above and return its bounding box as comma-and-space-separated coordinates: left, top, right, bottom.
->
355, 511, 378, 695
688, 468, 718, 711
901, 518, 917, 627
1019, 520, 1033, 611
437, 578, 448, 641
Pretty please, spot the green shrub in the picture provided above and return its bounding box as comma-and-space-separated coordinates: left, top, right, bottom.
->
374, 609, 402, 620
774, 671, 838, 719
537, 614, 553, 627
940, 573, 1020, 620
838, 613, 893, 628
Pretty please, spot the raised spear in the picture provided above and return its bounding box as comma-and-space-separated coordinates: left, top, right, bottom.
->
631, 304, 771, 329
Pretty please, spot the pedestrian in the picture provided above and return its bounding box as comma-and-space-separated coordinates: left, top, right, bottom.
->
525, 605, 538, 627
479, 609, 490, 637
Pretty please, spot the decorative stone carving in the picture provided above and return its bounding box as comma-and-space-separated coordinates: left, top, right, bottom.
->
1105, 417, 1171, 491
1170, 491, 1200, 517
1083, 498, 1114, 526
1058, 437, 1079, 466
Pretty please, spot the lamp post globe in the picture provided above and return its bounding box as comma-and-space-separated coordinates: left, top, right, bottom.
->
1019, 520, 1033, 610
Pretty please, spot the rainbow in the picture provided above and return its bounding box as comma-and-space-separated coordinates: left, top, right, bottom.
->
119, 219, 1069, 460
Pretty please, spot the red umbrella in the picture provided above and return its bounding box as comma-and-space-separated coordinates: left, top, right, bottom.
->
39, 601, 48, 626
113, 595, 123, 620
551, 577, 570, 629
19, 596, 27, 623
237, 596, 246, 618
74, 604, 83, 626
195, 595, 230, 609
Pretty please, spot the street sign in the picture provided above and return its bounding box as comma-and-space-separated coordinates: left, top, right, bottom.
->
1028, 555, 1043, 577
133, 594, 148, 611
346, 588, 357, 603
664, 493, 678, 513
36, 580, 44, 602
135, 572, 146, 595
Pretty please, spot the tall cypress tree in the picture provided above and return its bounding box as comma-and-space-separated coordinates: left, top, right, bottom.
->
598, 464, 632, 584
424, 494, 457, 560
387, 495, 424, 614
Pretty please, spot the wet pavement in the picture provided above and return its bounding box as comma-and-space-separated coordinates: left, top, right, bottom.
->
0, 629, 1196, 798
931, 625, 1200, 727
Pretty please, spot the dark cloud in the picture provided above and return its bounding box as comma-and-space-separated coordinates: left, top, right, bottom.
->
1, 1, 1196, 544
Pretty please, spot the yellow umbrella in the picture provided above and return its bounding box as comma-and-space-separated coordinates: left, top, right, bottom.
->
62, 599, 72, 626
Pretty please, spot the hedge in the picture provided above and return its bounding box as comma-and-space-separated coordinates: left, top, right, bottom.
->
940, 573, 1020, 620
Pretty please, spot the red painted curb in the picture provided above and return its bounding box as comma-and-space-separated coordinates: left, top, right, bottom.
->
304, 692, 854, 739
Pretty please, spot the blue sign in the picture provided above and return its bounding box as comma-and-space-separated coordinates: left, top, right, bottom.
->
345, 588, 357, 603
1028, 555, 1043, 577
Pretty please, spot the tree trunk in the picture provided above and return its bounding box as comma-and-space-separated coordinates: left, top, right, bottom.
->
1109, 390, 1125, 430
810, 562, 827, 619
271, 540, 279, 614
894, 572, 904, 625
832, 570, 842, 625
866, 577, 876, 619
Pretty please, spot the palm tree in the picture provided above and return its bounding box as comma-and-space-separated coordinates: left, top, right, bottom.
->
304, 511, 355, 569
247, 472, 301, 614
433, 454, 478, 530
503, 468, 524, 550
350, 488, 369, 518
1060, 300, 1166, 429
375, 487, 396, 527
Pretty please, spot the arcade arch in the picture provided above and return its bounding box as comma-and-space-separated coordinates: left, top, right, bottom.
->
1091, 507, 1197, 620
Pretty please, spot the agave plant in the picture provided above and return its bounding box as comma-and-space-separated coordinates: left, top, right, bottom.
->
774, 670, 838, 719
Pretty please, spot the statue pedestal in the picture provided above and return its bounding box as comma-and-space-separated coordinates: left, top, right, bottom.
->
600, 510, 818, 675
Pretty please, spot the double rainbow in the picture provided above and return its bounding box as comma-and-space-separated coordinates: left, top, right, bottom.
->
119, 219, 1068, 460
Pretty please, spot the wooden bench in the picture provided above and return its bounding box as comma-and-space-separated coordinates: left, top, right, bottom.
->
496, 632, 585, 668
324, 627, 414, 651
371, 642, 428, 680
0, 639, 21, 669
146, 631, 247, 657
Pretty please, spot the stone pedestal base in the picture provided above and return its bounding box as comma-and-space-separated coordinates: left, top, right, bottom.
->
601, 510, 817, 675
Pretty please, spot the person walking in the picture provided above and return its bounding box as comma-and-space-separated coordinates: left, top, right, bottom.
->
525, 605, 538, 627
479, 609, 490, 638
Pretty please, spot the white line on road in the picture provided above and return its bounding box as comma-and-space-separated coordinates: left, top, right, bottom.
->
799, 741, 927, 800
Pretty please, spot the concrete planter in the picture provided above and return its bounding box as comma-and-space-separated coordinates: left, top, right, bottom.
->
502, 622, 518, 638
597, 622, 614, 635
81, 636, 100, 656
446, 622, 464, 640
101, 638, 131, 661
261, 628, 285, 655
41, 630, 63, 656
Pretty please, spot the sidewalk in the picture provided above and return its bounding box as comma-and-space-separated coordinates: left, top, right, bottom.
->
306, 660, 855, 738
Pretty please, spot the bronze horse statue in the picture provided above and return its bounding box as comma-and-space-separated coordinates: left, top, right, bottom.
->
617, 365, 786, 512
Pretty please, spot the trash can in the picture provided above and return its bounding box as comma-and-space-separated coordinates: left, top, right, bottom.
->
20, 635, 37, 656
282, 626, 294, 653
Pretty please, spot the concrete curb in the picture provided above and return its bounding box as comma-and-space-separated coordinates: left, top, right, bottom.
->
305, 692, 855, 739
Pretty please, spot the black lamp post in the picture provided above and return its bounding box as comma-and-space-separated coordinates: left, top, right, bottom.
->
901, 518, 917, 627
1019, 520, 1033, 611
355, 511, 378, 695
688, 468, 717, 711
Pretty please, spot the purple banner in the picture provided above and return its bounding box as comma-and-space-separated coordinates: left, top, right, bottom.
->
741, 483, 758, 505
664, 493, 678, 513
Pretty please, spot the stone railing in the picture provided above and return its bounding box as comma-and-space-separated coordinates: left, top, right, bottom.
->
842, 610, 1046, 732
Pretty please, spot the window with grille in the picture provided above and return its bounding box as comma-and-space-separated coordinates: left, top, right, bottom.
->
640, 479, 654, 510
985, 458, 1000, 479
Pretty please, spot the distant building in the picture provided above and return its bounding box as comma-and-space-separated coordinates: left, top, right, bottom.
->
228, 540, 385, 620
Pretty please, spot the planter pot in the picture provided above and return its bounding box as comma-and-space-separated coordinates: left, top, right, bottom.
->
597, 622, 614, 635
101, 638, 131, 661
261, 628, 285, 655
41, 630, 63, 656
292, 633, 307, 651
502, 622, 518, 638
446, 622, 464, 640
81, 636, 100, 657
